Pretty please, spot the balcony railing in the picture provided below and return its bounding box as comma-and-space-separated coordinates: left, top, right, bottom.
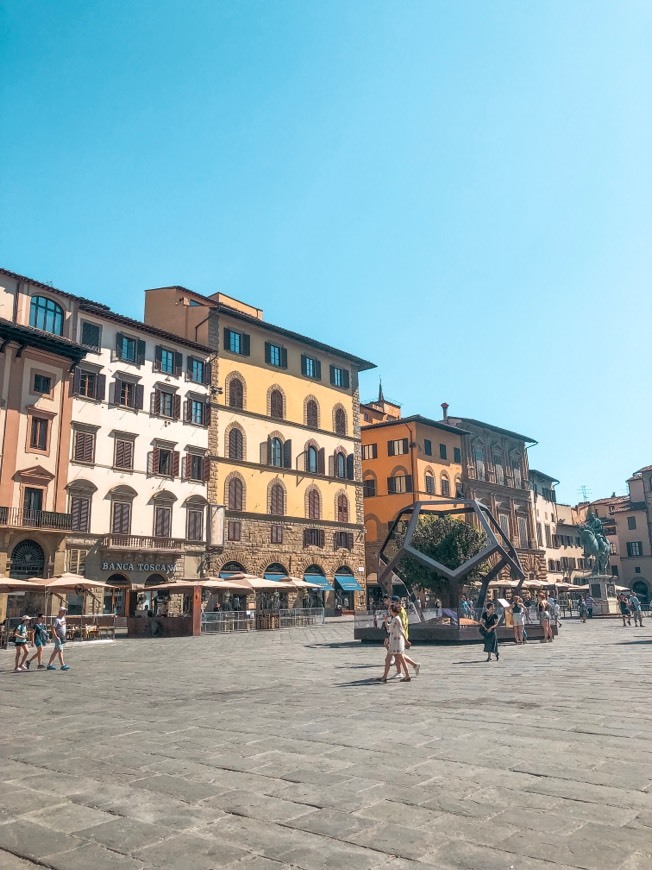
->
0, 506, 72, 531
100, 534, 186, 551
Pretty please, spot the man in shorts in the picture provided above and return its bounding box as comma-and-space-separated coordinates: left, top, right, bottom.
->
629, 592, 644, 627
26, 613, 49, 669
47, 607, 70, 671
13, 616, 31, 672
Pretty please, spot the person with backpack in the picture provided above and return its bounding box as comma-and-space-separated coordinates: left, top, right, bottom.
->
47, 607, 70, 671
618, 594, 631, 627
26, 614, 49, 670
628, 593, 644, 627
13, 616, 31, 672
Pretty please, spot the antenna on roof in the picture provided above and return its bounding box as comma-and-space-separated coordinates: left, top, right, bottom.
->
578, 484, 591, 501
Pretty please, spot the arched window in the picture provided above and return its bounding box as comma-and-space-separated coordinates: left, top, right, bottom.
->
227, 477, 243, 511
307, 445, 318, 474
270, 437, 283, 468
228, 377, 244, 409
336, 452, 346, 479
441, 474, 450, 497
269, 483, 285, 515
308, 489, 321, 519
425, 473, 435, 495
270, 389, 284, 420
337, 494, 349, 523
228, 428, 244, 460
306, 399, 319, 429
335, 407, 346, 436
30, 296, 64, 336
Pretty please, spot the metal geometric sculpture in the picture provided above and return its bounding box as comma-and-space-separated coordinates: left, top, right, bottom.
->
377, 499, 525, 614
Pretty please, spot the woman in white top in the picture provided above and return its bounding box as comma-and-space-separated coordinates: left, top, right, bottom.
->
378, 604, 411, 682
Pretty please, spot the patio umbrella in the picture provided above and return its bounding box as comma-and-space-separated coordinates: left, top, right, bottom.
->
277, 576, 324, 589
229, 573, 295, 590
0, 577, 42, 592
146, 578, 251, 592
28, 574, 108, 589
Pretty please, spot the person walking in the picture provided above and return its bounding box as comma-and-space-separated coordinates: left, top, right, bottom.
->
47, 607, 70, 671
480, 601, 500, 661
13, 616, 31, 672
26, 614, 49, 669
379, 603, 411, 682
394, 595, 421, 678
585, 594, 594, 618
618, 594, 631, 627
538, 593, 553, 642
628, 593, 644, 627
578, 596, 588, 623
511, 596, 526, 644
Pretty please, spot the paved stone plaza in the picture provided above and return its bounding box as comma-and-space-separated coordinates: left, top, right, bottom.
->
1, 619, 651, 870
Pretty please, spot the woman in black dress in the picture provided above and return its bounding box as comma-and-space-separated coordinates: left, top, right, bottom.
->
481, 601, 500, 661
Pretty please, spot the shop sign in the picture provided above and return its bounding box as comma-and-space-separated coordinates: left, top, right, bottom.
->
101, 562, 176, 573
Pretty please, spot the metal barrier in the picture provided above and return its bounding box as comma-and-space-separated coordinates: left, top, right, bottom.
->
278, 607, 325, 628
201, 611, 254, 633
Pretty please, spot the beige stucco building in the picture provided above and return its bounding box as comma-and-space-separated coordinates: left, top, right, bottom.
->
529, 470, 587, 585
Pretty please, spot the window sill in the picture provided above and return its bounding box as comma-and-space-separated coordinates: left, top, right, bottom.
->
71, 460, 95, 467
74, 394, 102, 403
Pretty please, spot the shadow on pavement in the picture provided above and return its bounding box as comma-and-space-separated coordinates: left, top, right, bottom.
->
304, 642, 360, 649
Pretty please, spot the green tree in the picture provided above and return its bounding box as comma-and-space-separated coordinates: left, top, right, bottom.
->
394, 514, 488, 601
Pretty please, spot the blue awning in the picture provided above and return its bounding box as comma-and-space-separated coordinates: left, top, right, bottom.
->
334, 575, 362, 592
264, 573, 286, 582
303, 574, 333, 590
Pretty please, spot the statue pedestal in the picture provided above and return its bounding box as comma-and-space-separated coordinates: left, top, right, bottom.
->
585, 575, 619, 614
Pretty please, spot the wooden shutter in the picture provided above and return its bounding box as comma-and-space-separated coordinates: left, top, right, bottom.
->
264, 342, 272, 364
328, 453, 335, 477
303, 528, 309, 547
173, 394, 181, 420
174, 352, 183, 376
135, 384, 144, 410
96, 373, 106, 401
113, 501, 131, 534
154, 345, 162, 372
342, 369, 350, 389
202, 456, 211, 482
387, 476, 396, 494
241, 333, 250, 356
186, 356, 194, 379
183, 397, 191, 422
72, 367, 81, 395
184, 453, 192, 480
112, 378, 121, 405
151, 447, 160, 475
301, 354, 307, 376
115, 332, 124, 356
223, 327, 232, 349
329, 364, 336, 385
405, 475, 413, 493
203, 361, 211, 384
388, 440, 395, 457
402, 438, 409, 454
318, 529, 325, 548
314, 359, 322, 380
283, 439, 292, 469
74, 431, 94, 463
280, 347, 288, 369
346, 453, 354, 480
137, 340, 146, 365
318, 448, 325, 475
203, 403, 211, 427
347, 532, 354, 550
172, 451, 180, 478
151, 389, 161, 416
70, 496, 89, 532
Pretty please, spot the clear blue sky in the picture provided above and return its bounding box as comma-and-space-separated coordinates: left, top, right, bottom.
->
1, 1, 650, 503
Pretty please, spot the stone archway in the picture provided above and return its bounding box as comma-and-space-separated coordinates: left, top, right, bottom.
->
10, 539, 45, 579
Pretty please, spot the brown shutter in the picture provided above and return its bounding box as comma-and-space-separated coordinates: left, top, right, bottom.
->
283, 439, 292, 469
183, 397, 191, 421
184, 453, 192, 480
318, 529, 325, 548
174, 352, 183, 376
96, 374, 106, 401
154, 345, 162, 372
242, 333, 250, 355
346, 454, 354, 480
72, 367, 81, 395
135, 384, 144, 410
137, 340, 146, 365
202, 455, 211, 482
388, 440, 395, 457
318, 448, 325, 475
203, 361, 211, 385
204, 403, 211, 427
151, 447, 160, 475
347, 532, 354, 550
152, 389, 161, 415
172, 451, 180, 478
173, 394, 181, 420
303, 528, 309, 547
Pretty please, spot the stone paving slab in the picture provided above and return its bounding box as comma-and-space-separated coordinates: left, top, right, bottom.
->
1, 619, 651, 869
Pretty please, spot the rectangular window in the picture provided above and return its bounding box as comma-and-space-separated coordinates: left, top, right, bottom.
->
81, 321, 102, 350
454, 447, 461, 464
33, 373, 52, 394
627, 516, 637, 530
387, 474, 413, 494
154, 506, 171, 538
79, 370, 97, 399
270, 524, 283, 544
187, 357, 206, 384
111, 501, 131, 535
227, 520, 241, 541
23, 487, 43, 514
70, 496, 90, 533
424, 439, 432, 456
187, 509, 204, 542
159, 392, 174, 418
119, 381, 135, 408
29, 417, 49, 451
160, 348, 175, 374
329, 365, 350, 389
114, 437, 135, 470
334, 531, 354, 550
265, 342, 287, 368
363, 478, 376, 497
73, 430, 95, 464
117, 334, 137, 363
224, 328, 250, 356
536, 522, 543, 547
186, 453, 205, 481
545, 525, 552, 548
191, 399, 205, 425
627, 541, 643, 557
304, 528, 325, 548
518, 517, 529, 549
158, 449, 172, 476
362, 444, 378, 460
67, 548, 89, 574
387, 438, 408, 456
439, 443, 447, 460
301, 355, 321, 380
499, 514, 510, 537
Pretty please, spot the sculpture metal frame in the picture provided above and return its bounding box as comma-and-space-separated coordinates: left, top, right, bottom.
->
377, 498, 525, 616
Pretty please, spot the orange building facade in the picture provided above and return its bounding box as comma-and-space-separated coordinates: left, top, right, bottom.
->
360, 392, 465, 606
